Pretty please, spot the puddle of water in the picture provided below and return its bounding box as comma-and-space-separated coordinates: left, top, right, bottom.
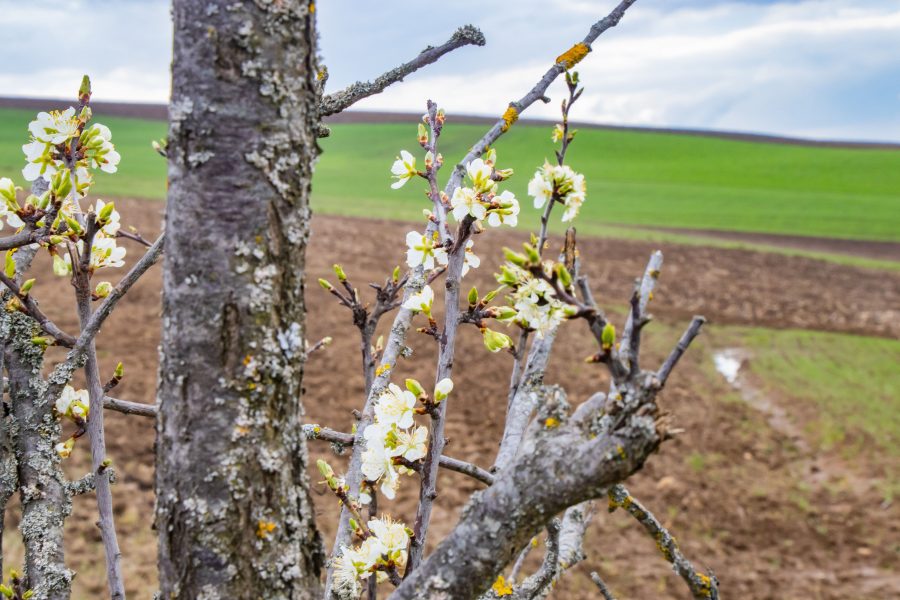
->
713, 348, 744, 386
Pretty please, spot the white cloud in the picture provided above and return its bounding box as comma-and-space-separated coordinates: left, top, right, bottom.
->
1, 0, 899, 141
337, 0, 900, 141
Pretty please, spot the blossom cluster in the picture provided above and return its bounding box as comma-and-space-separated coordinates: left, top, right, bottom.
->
496, 256, 576, 338
332, 516, 411, 599
2, 105, 126, 277
448, 152, 520, 229
527, 161, 587, 222
22, 108, 120, 192
54, 385, 90, 458
360, 378, 451, 499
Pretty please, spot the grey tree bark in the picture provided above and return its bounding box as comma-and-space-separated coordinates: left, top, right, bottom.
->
155, 1, 323, 598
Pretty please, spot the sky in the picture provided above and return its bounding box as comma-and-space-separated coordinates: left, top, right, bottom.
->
1, 0, 899, 142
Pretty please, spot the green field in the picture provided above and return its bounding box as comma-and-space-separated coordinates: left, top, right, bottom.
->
1, 107, 899, 242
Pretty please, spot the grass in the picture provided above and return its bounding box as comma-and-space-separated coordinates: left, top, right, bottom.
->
2, 107, 899, 245
314, 122, 900, 242
0, 108, 168, 200
734, 328, 900, 460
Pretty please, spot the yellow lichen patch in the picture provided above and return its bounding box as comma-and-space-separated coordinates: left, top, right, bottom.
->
242, 354, 253, 366
256, 520, 277, 539
234, 425, 250, 436
500, 106, 519, 132
616, 445, 627, 461
309, 2, 315, 13
555, 42, 590, 69
696, 572, 712, 589
375, 363, 392, 377
544, 416, 560, 428
491, 575, 513, 596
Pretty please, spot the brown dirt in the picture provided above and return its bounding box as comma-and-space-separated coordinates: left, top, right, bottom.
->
623, 225, 900, 262
3, 198, 898, 599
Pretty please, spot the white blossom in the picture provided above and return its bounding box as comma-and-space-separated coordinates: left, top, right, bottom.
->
461, 240, 480, 276
465, 158, 496, 195
390, 150, 417, 189
373, 383, 417, 429
389, 425, 428, 463
360, 439, 401, 499
55, 385, 90, 420
405, 230, 448, 270
401, 284, 434, 314
450, 187, 486, 222
486, 190, 520, 228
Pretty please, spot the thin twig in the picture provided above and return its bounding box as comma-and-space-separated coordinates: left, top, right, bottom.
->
442, 0, 639, 197
318, 25, 486, 118
103, 396, 156, 419
656, 316, 706, 386
590, 572, 617, 600
0, 272, 76, 347
43, 233, 165, 403
608, 485, 719, 599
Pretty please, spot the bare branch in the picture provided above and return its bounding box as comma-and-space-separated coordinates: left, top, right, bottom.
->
44, 233, 165, 403
75, 242, 125, 600
103, 396, 156, 419
608, 485, 719, 599
619, 251, 662, 373
657, 316, 706, 386
590, 572, 617, 600
0, 272, 77, 347
303, 424, 493, 486
318, 25, 486, 118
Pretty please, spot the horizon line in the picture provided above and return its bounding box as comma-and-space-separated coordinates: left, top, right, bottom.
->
2, 95, 898, 151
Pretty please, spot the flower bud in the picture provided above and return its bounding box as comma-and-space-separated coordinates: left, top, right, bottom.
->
484, 148, 497, 166
483, 288, 500, 303
424, 151, 434, 170
20, 278, 35, 294
0, 584, 12, 598
467, 286, 478, 306
0, 177, 16, 203
4, 251, 15, 278
97, 200, 116, 224
36, 192, 51, 210
392, 266, 401, 283
482, 328, 512, 353
318, 278, 333, 291
502, 247, 527, 267
51, 169, 72, 199
435, 108, 446, 126
95, 281, 112, 298
332, 264, 347, 281
114, 362, 125, 379
405, 378, 426, 398
417, 123, 428, 146
63, 215, 83, 236
523, 243, 540, 264
434, 378, 453, 402
31, 336, 52, 349
493, 306, 518, 321
555, 263, 572, 288
601, 322, 616, 351
494, 168, 514, 181
52, 255, 71, 277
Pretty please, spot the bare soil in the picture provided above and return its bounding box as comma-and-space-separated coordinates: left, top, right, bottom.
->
3, 198, 898, 599
624, 225, 900, 262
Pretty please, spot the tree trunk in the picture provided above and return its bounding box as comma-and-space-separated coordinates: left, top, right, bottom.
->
156, 1, 323, 598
